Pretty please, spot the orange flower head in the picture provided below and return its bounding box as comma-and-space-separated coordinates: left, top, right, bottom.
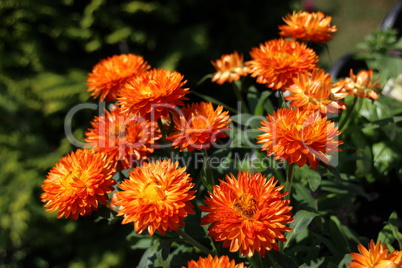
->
118, 68, 190, 120
258, 107, 342, 169
87, 54, 150, 102
200, 172, 293, 257
167, 101, 231, 152
285, 69, 348, 114
279, 11, 337, 43
40, 149, 116, 220
183, 254, 247, 268
349, 240, 402, 268
211, 51, 250, 85
247, 38, 319, 90
338, 69, 382, 100
84, 106, 161, 171
115, 159, 196, 235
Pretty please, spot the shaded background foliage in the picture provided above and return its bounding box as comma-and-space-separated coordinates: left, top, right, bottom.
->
0, 0, 291, 266
1, 0, 401, 267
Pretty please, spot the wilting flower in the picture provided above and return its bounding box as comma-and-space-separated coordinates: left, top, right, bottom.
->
84, 106, 161, 171
200, 171, 293, 257
167, 101, 231, 152
336, 69, 382, 100
87, 54, 150, 102
258, 107, 342, 169
118, 68, 190, 119
40, 149, 116, 220
278, 11, 337, 43
285, 69, 348, 114
348, 240, 402, 268
211, 51, 250, 84
247, 38, 319, 90
183, 254, 247, 268
115, 159, 196, 235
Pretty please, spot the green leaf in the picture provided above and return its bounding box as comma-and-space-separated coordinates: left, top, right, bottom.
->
267, 250, 298, 268
127, 231, 154, 250
359, 98, 391, 122
378, 212, 402, 249
230, 113, 265, 128
377, 218, 396, 247
105, 27, 132, 44
328, 216, 351, 253
320, 180, 377, 201
371, 56, 402, 79
157, 239, 177, 268
294, 165, 322, 191
191, 90, 237, 113
247, 85, 259, 114
284, 210, 318, 249
311, 232, 337, 255
323, 164, 343, 182
136, 239, 160, 268
299, 257, 325, 268
254, 90, 272, 116
292, 183, 318, 212
372, 142, 398, 174
336, 254, 354, 268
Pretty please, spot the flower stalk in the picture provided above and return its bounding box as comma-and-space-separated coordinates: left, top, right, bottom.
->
201, 149, 214, 192
233, 80, 250, 114
248, 253, 264, 268
339, 96, 359, 133
176, 227, 212, 256
285, 162, 296, 199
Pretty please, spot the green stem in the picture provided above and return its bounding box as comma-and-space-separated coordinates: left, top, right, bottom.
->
339, 96, 358, 132
176, 227, 212, 256
201, 149, 214, 192
285, 163, 296, 200
248, 253, 264, 268
233, 81, 250, 114
278, 90, 289, 108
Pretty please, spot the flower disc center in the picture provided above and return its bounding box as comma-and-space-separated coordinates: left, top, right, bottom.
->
233, 193, 257, 219
143, 182, 165, 202
62, 171, 84, 189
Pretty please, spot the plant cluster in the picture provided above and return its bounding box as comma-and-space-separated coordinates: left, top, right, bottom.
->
39, 9, 402, 268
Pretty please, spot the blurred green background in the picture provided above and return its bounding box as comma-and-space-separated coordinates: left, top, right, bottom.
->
0, 0, 400, 267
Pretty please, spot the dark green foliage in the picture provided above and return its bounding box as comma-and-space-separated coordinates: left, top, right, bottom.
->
0, 0, 292, 266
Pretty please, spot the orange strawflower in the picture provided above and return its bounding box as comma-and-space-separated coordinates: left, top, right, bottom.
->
349, 240, 402, 268
247, 38, 319, 90
84, 106, 161, 171
40, 149, 116, 220
285, 69, 348, 114
211, 51, 250, 84
183, 254, 247, 268
257, 107, 342, 169
118, 68, 190, 120
337, 69, 382, 100
115, 159, 196, 235
200, 171, 293, 257
278, 11, 337, 43
87, 54, 150, 102
167, 101, 231, 152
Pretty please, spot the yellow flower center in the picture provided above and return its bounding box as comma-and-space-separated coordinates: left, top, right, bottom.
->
62, 171, 85, 189
140, 85, 153, 97
143, 182, 165, 202
274, 53, 291, 62
233, 193, 257, 219
189, 114, 211, 130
